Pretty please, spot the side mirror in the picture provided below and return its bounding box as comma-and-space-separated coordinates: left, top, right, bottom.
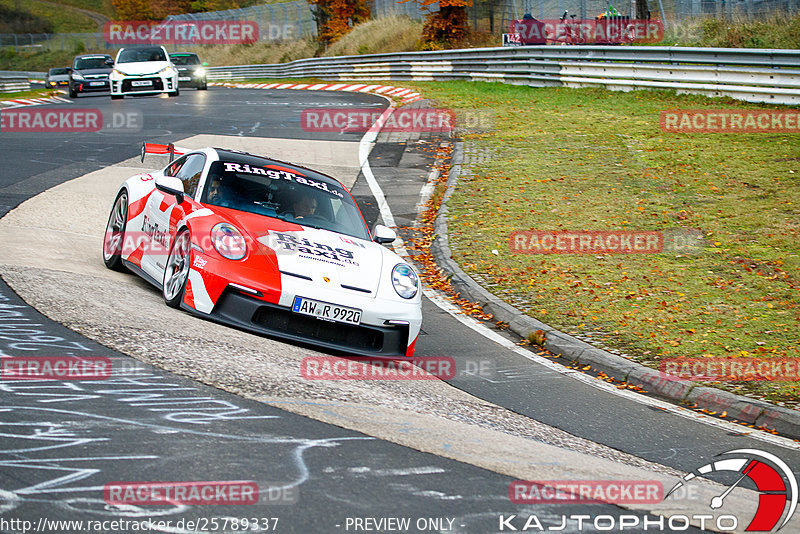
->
373, 224, 396, 244
66, 67, 73, 73
105, 59, 114, 66
155, 175, 185, 204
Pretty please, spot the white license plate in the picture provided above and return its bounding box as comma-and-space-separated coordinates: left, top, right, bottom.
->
292, 296, 361, 325
179, 76, 191, 81
131, 80, 152, 87
89, 81, 105, 86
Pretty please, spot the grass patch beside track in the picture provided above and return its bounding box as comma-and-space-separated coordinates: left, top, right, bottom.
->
396, 82, 799, 407
0, 88, 64, 101
0, 0, 100, 33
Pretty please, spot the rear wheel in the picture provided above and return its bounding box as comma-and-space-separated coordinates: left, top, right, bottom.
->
163, 229, 191, 308
103, 191, 129, 272
111, 94, 123, 100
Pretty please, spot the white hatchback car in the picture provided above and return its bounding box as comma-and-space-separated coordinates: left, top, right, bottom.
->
110, 45, 179, 99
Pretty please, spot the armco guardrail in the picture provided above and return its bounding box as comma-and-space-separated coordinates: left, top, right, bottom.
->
0, 76, 31, 93
206, 45, 800, 105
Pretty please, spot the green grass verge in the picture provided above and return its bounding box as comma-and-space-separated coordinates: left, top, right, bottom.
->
396, 81, 800, 406
0, 0, 100, 33
0, 88, 64, 101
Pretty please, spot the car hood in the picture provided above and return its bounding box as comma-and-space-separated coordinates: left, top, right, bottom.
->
115, 61, 172, 76
202, 208, 386, 296
75, 68, 111, 76
259, 225, 384, 295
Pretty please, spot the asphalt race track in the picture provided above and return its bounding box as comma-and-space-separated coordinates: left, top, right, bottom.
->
0, 88, 798, 533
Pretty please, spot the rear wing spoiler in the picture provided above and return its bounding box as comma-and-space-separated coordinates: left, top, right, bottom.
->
140, 142, 190, 163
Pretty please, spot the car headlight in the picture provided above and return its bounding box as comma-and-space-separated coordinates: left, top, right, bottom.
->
110, 69, 125, 78
158, 66, 176, 76
211, 223, 246, 260
71, 73, 84, 81
391, 263, 419, 299
194, 68, 206, 77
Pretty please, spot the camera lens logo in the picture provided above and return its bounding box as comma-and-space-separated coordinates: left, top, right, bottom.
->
666, 449, 797, 531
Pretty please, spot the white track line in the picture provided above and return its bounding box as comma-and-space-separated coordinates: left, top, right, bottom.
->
357, 97, 800, 452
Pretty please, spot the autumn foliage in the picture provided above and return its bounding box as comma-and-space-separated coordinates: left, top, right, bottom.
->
409, 0, 472, 44
112, 0, 243, 20
308, 0, 370, 46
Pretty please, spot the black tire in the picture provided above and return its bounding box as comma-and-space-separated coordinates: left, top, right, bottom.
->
69, 88, 77, 98
168, 87, 180, 97
198, 82, 207, 91
111, 94, 123, 100
102, 191, 129, 272
163, 229, 191, 308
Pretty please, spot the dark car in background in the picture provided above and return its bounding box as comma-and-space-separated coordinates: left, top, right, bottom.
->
69, 54, 114, 98
169, 53, 208, 90
45, 68, 70, 88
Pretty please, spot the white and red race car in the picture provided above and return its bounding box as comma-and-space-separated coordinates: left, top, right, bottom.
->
103, 143, 422, 357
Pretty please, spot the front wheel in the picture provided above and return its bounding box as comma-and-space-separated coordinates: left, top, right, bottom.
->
111, 94, 123, 100
163, 229, 191, 308
103, 191, 129, 271
168, 87, 180, 97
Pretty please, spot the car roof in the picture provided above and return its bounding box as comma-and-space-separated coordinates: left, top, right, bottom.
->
117, 45, 167, 53
211, 149, 346, 188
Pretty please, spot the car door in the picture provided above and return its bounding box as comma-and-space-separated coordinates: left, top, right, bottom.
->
139, 156, 187, 281
144, 153, 208, 283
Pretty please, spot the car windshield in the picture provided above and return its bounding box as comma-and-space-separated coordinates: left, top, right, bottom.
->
117, 48, 166, 63
49, 68, 69, 75
170, 55, 199, 66
202, 160, 370, 241
74, 57, 109, 70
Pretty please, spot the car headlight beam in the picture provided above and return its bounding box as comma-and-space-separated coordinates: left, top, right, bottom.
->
391, 264, 419, 299
211, 223, 247, 260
